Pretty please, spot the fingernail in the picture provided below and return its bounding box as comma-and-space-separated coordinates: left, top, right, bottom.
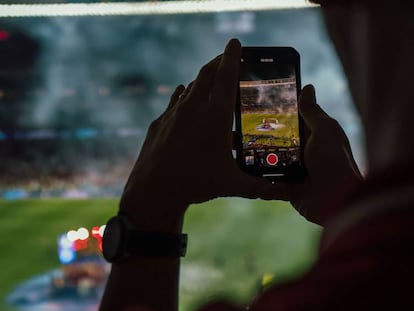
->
309, 85, 316, 103
303, 84, 314, 94
225, 38, 241, 53
302, 84, 315, 103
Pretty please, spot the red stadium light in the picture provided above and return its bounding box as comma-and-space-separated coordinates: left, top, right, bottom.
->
0, 30, 9, 41
92, 226, 101, 238
73, 239, 88, 251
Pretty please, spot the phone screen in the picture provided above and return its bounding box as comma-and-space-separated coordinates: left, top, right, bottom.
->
236, 47, 304, 180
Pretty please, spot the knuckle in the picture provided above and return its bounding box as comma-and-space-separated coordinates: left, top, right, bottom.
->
174, 101, 189, 116
200, 63, 210, 74
315, 117, 343, 137
149, 118, 161, 131
323, 117, 339, 129
197, 63, 212, 78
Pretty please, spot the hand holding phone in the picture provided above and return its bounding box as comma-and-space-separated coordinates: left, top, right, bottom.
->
119, 40, 280, 219
235, 47, 305, 181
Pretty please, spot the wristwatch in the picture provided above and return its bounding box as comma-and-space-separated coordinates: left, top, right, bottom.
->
102, 211, 188, 263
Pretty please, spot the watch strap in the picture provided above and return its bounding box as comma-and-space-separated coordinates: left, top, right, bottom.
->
126, 231, 188, 257
117, 211, 187, 258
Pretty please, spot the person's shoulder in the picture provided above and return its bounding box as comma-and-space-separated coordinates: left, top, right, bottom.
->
322, 167, 414, 249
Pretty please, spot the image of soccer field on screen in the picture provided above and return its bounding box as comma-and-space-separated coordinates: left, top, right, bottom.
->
240, 70, 301, 168
240, 78, 299, 149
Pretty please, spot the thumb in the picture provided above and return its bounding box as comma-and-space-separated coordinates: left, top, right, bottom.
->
223, 166, 299, 201
299, 84, 330, 131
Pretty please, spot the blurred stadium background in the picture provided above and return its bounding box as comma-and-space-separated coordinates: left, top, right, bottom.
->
0, 1, 363, 310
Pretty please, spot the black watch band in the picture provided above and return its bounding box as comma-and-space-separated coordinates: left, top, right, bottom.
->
102, 212, 187, 263
127, 230, 187, 258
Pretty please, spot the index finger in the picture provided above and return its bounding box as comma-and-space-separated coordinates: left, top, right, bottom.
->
299, 84, 331, 131
187, 55, 222, 99
209, 39, 242, 128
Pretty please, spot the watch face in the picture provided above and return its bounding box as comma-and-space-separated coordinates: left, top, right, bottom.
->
102, 216, 124, 262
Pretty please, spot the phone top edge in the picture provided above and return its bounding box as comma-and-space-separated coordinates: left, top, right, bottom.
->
241, 46, 299, 55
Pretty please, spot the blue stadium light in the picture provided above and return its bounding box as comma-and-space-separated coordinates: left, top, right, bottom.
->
59, 249, 76, 264
58, 234, 76, 264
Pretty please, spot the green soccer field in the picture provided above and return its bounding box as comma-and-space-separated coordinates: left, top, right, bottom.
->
0, 198, 321, 311
242, 113, 299, 146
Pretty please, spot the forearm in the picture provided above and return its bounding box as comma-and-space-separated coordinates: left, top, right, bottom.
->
98, 39, 251, 311
99, 256, 181, 311
100, 196, 187, 311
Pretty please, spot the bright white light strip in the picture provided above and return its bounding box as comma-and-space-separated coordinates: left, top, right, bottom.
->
0, 1, 318, 17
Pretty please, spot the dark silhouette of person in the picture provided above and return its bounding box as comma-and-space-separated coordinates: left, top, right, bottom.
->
99, 1, 414, 310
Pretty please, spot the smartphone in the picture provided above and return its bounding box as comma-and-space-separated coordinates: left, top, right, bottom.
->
235, 47, 305, 181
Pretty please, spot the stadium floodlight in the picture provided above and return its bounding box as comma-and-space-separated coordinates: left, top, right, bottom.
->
66, 230, 79, 242
0, 0, 318, 18
99, 225, 106, 237
59, 248, 76, 264
77, 227, 90, 240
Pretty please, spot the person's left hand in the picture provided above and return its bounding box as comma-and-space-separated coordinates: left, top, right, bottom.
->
119, 39, 274, 231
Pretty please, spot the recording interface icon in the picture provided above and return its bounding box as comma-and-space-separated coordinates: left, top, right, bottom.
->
266, 153, 278, 166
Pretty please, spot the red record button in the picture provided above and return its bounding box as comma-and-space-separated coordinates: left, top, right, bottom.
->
266, 153, 278, 166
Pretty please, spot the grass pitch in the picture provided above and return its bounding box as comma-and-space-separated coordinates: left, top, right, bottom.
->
241, 113, 299, 146
0, 198, 321, 311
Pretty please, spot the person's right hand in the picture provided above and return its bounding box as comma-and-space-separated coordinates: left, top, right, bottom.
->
269, 85, 363, 226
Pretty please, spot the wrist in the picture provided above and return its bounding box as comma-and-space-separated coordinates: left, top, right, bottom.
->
119, 194, 187, 234
123, 210, 185, 235
102, 212, 187, 263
